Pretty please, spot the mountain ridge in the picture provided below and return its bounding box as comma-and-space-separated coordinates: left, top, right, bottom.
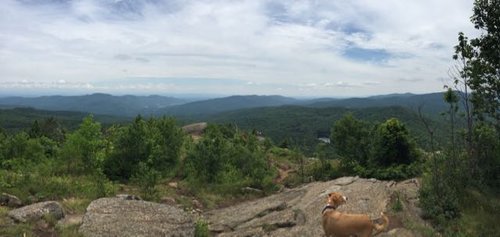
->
0, 93, 186, 117
0, 92, 447, 118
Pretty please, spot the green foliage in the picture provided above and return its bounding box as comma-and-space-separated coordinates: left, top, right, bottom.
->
0, 169, 116, 202
366, 162, 421, 180
419, 2, 500, 234
306, 159, 339, 182
467, 0, 500, 126
472, 122, 500, 187
185, 124, 275, 194
56, 224, 85, 237
419, 152, 464, 229
148, 117, 185, 175
329, 116, 421, 180
194, 220, 211, 237
185, 125, 229, 184
38, 117, 66, 143
206, 105, 448, 155
60, 115, 105, 175
391, 192, 403, 212
309, 143, 337, 181
331, 113, 370, 165
370, 118, 420, 166
450, 189, 500, 237
131, 162, 161, 201
0, 107, 127, 133
104, 116, 184, 181
0, 132, 53, 170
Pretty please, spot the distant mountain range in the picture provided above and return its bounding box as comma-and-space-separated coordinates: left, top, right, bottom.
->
304, 92, 448, 116
160, 95, 299, 117
0, 92, 448, 118
0, 93, 186, 117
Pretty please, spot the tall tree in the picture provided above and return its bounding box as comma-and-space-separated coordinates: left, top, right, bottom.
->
370, 118, 419, 166
104, 116, 149, 180
464, 0, 500, 129
450, 32, 475, 153
60, 115, 104, 174
453, 0, 500, 184
331, 113, 370, 165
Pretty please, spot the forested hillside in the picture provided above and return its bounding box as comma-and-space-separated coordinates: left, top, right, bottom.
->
0, 107, 128, 132
306, 92, 449, 117
203, 105, 448, 154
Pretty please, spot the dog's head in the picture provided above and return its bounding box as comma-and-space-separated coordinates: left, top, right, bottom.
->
326, 192, 348, 207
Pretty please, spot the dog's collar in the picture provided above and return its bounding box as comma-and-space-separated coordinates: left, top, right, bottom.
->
322, 204, 336, 214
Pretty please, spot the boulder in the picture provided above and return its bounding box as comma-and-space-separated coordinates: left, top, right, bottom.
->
0, 193, 22, 207
8, 201, 64, 223
182, 122, 207, 136
79, 197, 194, 237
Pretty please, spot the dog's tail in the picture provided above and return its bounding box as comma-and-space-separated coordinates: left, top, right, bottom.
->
372, 212, 389, 236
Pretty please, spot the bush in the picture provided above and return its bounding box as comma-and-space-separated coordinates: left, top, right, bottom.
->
131, 162, 161, 201
0, 170, 116, 202
370, 118, 420, 166
194, 220, 211, 237
185, 125, 275, 195
419, 152, 463, 229
104, 116, 184, 181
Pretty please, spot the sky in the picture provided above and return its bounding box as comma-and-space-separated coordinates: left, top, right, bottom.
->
0, 0, 479, 97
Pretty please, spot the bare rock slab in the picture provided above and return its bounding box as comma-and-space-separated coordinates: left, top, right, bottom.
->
206, 177, 426, 237
79, 197, 194, 237
8, 201, 64, 223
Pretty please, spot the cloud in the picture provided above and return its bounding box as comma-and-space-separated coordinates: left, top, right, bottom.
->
398, 78, 424, 83
0, 0, 478, 97
0, 80, 94, 89
362, 81, 381, 86
336, 81, 360, 88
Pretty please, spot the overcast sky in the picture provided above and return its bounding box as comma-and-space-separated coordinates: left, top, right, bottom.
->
0, 0, 478, 97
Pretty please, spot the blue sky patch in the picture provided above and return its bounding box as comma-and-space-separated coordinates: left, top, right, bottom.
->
343, 47, 391, 62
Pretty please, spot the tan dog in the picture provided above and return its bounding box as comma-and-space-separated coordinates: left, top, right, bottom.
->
322, 192, 389, 237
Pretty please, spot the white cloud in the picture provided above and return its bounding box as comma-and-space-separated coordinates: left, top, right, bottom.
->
0, 0, 478, 97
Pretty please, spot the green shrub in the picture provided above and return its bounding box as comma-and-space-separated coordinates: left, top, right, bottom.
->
185, 125, 275, 195
0, 170, 116, 202
131, 162, 161, 201
104, 117, 184, 181
194, 220, 211, 237
391, 192, 403, 212
419, 152, 462, 229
